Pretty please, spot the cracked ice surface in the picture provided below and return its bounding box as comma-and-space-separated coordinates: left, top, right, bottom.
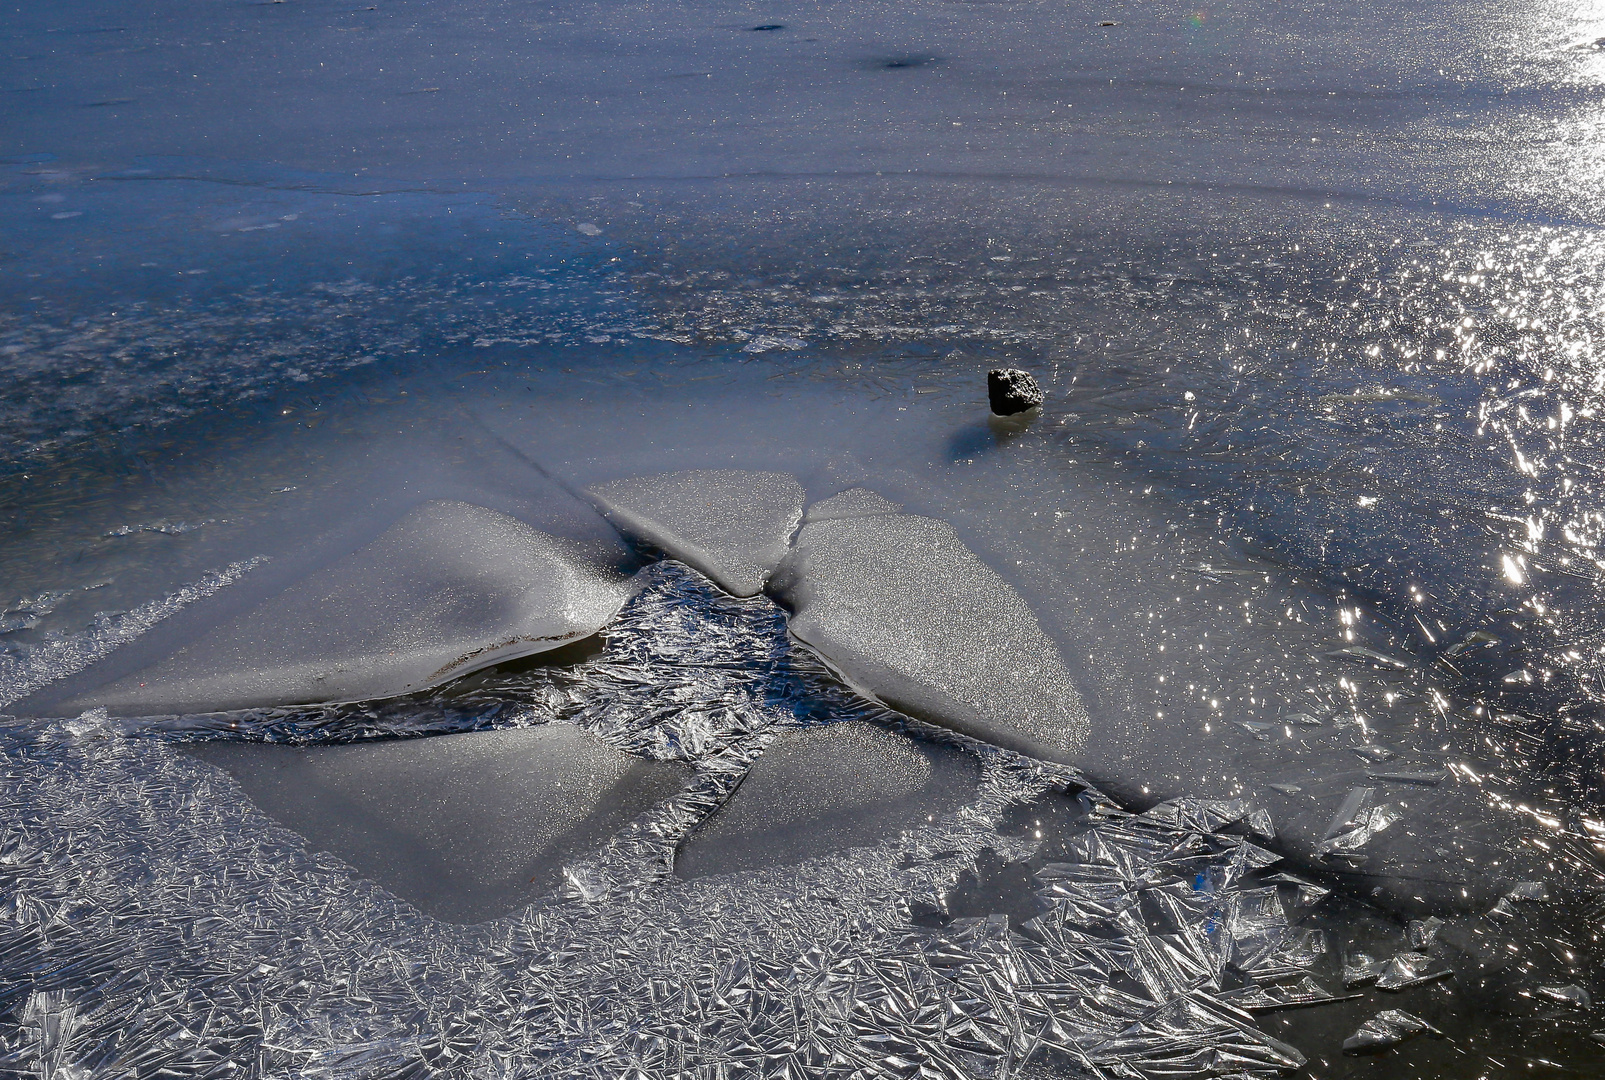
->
587, 470, 805, 597
0, 560, 1320, 1079
76, 501, 633, 715
803, 488, 904, 523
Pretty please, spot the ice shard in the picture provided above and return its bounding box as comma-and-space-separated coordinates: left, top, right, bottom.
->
674, 720, 980, 877
586, 469, 805, 597
187, 724, 690, 922
803, 487, 904, 522
70, 501, 634, 715
769, 510, 1092, 760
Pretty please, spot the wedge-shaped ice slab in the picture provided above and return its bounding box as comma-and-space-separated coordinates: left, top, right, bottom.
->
586, 469, 804, 597
82, 500, 633, 714
804, 487, 903, 522
771, 512, 1091, 761
188, 724, 690, 922
675, 721, 979, 878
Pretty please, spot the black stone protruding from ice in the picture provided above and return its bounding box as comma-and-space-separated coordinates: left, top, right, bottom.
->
770, 509, 1091, 761
586, 469, 805, 597
188, 724, 691, 922
987, 368, 1044, 415
73, 501, 633, 715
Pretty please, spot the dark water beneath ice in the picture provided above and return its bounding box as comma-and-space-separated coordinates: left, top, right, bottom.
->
7, 0, 1605, 1075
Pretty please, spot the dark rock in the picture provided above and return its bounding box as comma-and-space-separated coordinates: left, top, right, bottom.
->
987, 368, 1044, 415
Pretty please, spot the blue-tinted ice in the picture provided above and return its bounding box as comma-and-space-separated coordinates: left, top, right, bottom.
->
7, 0, 1605, 1070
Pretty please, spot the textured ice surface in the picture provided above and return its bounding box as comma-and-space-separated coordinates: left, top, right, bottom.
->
188, 725, 691, 922
1342, 1009, 1443, 1053
803, 487, 904, 522
772, 511, 1092, 761
0, 559, 265, 710
586, 469, 804, 597
11, 0, 1605, 1065
0, 560, 1327, 1080
73, 501, 632, 715
674, 720, 980, 878
0, 736, 1314, 1080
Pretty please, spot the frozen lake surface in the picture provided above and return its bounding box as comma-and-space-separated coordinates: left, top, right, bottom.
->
5, 0, 1605, 1075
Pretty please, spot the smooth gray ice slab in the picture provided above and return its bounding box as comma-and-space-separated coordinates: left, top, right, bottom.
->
586, 469, 804, 597
187, 724, 690, 922
674, 721, 979, 878
78, 500, 633, 715
770, 512, 1091, 761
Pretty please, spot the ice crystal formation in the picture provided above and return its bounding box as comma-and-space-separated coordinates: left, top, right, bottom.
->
0, 562, 1326, 1080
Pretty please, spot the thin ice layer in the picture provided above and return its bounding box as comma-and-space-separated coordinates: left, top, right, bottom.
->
187, 725, 690, 923
771, 512, 1091, 760
586, 469, 804, 597
75, 501, 632, 715
674, 720, 980, 877
0, 559, 265, 710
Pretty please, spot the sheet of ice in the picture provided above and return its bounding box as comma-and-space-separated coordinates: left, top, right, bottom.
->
0, 724, 1317, 1080
771, 511, 1092, 761
186, 725, 691, 923
0, 559, 265, 709
71, 501, 632, 714
469, 379, 1596, 912
586, 469, 804, 596
803, 487, 903, 522
0, 550, 1334, 1080
7, 0, 1605, 1064
674, 719, 980, 877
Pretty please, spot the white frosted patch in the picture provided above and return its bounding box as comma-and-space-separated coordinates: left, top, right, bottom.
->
586, 469, 804, 597
771, 514, 1090, 761
79, 501, 632, 714
188, 724, 690, 922
804, 487, 903, 522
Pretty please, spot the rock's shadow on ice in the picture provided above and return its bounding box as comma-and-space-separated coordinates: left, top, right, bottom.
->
186, 724, 691, 923
673, 720, 980, 878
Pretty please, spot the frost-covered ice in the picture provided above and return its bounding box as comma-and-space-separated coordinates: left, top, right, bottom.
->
9, 0, 1605, 1067
0, 559, 265, 710
674, 719, 980, 878
772, 510, 1091, 761
803, 487, 904, 522
588, 469, 805, 597
188, 725, 691, 922
0, 560, 1331, 1080
71, 501, 632, 715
